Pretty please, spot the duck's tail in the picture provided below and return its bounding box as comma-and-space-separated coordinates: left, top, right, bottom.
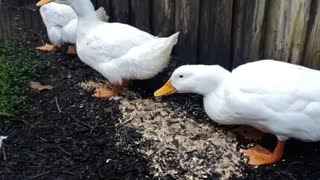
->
115, 32, 180, 82
96, 7, 110, 22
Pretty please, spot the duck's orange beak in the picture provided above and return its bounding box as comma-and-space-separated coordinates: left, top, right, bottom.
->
154, 80, 176, 97
36, 0, 53, 7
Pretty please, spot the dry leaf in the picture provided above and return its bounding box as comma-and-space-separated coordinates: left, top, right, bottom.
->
29, 81, 53, 91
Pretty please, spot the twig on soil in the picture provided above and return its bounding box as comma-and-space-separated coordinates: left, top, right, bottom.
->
23, 151, 49, 158
279, 171, 298, 180
70, 115, 95, 132
28, 171, 50, 179
288, 161, 304, 166
0, 167, 12, 174
56, 145, 72, 156
62, 171, 78, 176
55, 96, 62, 113
118, 127, 128, 145
120, 119, 132, 125
2, 147, 7, 161
36, 135, 48, 142
40, 30, 46, 45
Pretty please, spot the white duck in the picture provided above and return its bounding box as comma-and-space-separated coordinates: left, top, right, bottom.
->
36, 1, 109, 54
154, 60, 320, 166
36, 0, 179, 98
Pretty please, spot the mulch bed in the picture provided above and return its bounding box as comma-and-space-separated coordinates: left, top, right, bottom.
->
0, 42, 320, 179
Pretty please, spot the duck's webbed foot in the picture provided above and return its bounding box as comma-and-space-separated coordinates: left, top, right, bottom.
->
245, 141, 285, 166
93, 88, 114, 98
67, 46, 77, 55
93, 80, 129, 98
36, 44, 58, 52
233, 125, 268, 142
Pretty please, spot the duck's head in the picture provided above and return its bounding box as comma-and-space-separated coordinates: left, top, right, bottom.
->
36, 0, 70, 6
154, 65, 230, 97
36, 0, 91, 7
36, 0, 95, 18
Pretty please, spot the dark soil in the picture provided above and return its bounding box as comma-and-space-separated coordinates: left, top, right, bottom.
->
0, 40, 320, 179
0, 49, 149, 179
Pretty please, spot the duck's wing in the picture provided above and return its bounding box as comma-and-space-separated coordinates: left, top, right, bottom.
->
231, 60, 320, 115
40, 3, 77, 27
77, 23, 178, 84
61, 19, 77, 44
102, 32, 179, 83
229, 60, 320, 141
77, 22, 155, 65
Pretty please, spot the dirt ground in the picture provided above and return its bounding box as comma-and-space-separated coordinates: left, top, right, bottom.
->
1, 38, 320, 179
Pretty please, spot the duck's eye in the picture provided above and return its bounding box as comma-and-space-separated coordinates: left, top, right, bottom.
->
179, 75, 184, 78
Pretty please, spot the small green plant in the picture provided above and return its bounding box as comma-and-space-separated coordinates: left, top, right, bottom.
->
0, 43, 36, 117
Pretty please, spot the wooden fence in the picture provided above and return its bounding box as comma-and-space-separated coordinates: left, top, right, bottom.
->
1, 0, 320, 70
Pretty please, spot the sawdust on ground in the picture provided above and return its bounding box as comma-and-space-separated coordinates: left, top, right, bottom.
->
80, 81, 245, 179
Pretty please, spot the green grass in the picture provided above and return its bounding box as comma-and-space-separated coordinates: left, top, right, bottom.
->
0, 44, 37, 117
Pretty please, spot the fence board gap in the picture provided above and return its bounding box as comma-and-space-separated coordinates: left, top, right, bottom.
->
96, 0, 112, 18
152, 0, 175, 37
198, 0, 233, 68
111, 0, 129, 23
174, 0, 200, 64
130, 0, 151, 32
231, 0, 267, 68
303, 0, 320, 69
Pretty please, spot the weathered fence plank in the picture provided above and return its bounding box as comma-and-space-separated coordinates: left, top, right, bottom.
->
0, 12, 5, 42
2, 11, 10, 41
131, 0, 151, 32
96, 0, 112, 15
174, 0, 200, 64
0, 15, 2, 42
2, 0, 320, 69
152, 0, 175, 37
8, 11, 16, 39
198, 0, 233, 68
23, 10, 33, 33
303, 0, 320, 69
232, 0, 267, 68
91, 0, 98, 8
31, 10, 43, 33
263, 0, 311, 64
111, 0, 129, 23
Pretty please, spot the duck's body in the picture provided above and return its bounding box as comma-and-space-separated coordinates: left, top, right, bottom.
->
204, 60, 320, 141
155, 60, 320, 166
37, 0, 179, 98
37, 2, 109, 54
40, 2, 77, 46
76, 22, 178, 85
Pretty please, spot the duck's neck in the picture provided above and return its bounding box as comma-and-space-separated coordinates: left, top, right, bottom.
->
196, 66, 231, 96
69, 0, 98, 22
203, 80, 233, 125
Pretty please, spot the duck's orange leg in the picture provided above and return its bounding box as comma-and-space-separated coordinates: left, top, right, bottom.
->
245, 141, 285, 166
36, 44, 58, 52
93, 80, 129, 98
233, 125, 268, 142
67, 46, 77, 55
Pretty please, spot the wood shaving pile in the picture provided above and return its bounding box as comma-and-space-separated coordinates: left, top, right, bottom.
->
116, 90, 244, 179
